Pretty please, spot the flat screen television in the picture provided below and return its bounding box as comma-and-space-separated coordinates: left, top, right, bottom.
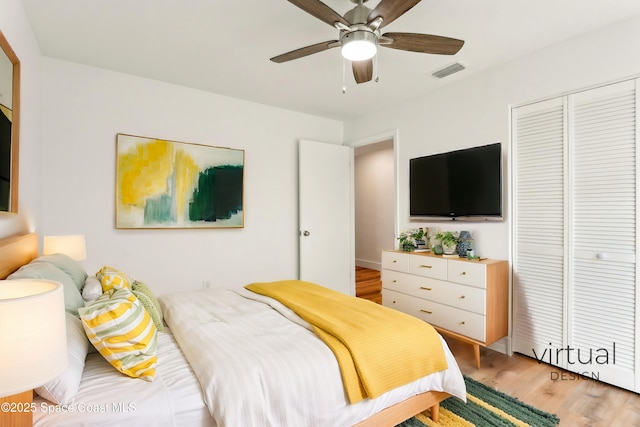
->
409, 143, 502, 220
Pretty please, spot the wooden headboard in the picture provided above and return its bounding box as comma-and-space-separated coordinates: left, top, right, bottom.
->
0, 233, 37, 279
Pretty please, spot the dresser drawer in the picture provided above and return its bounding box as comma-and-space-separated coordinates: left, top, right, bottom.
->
413, 299, 486, 342
408, 255, 447, 280
383, 289, 486, 341
382, 251, 410, 273
382, 270, 485, 315
447, 260, 486, 288
383, 288, 416, 313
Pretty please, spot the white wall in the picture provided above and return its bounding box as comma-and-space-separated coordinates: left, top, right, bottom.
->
6, 4, 640, 293
354, 141, 394, 270
0, 0, 43, 237
39, 58, 343, 295
344, 15, 640, 261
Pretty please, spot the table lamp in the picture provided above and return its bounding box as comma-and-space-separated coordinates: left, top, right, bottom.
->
0, 280, 68, 427
43, 235, 87, 261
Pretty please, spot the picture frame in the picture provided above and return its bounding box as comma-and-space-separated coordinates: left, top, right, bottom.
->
115, 133, 244, 229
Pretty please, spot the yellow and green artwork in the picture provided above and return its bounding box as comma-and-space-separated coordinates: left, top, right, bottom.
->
116, 134, 244, 228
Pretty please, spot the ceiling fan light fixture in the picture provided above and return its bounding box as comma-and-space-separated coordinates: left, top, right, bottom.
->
341, 30, 377, 61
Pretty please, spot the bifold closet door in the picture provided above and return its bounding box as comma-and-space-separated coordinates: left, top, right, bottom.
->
512, 97, 567, 361
513, 78, 639, 393
569, 80, 637, 391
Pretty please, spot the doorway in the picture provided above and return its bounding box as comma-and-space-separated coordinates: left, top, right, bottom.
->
351, 131, 398, 301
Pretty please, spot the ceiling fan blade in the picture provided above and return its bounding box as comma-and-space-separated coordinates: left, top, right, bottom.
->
352, 59, 373, 84
367, 0, 421, 29
270, 40, 339, 63
381, 32, 464, 55
287, 0, 350, 27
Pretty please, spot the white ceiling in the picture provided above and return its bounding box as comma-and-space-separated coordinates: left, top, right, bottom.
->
20, 0, 640, 121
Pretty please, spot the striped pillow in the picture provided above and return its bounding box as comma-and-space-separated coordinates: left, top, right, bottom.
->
96, 266, 132, 292
79, 288, 157, 381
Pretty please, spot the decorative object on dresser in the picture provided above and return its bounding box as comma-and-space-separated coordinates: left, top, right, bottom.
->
397, 228, 426, 252
381, 250, 508, 368
456, 230, 473, 258
434, 231, 459, 256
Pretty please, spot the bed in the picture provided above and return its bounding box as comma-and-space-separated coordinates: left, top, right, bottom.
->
0, 233, 466, 427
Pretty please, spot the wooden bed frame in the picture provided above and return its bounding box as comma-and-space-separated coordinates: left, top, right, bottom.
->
0, 232, 449, 427
0, 233, 37, 279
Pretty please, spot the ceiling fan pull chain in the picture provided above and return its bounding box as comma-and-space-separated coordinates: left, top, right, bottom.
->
342, 57, 347, 94
374, 54, 379, 83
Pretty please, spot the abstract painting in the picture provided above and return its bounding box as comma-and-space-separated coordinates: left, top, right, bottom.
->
116, 133, 244, 229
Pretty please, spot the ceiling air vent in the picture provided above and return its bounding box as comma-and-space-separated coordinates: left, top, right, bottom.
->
431, 62, 466, 79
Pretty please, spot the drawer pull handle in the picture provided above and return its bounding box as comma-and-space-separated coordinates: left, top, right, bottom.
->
392, 280, 397, 283
420, 309, 433, 314
460, 321, 466, 325
419, 265, 433, 269
459, 295, 465, 299
392, 260, 397, 263
460, 272, 467, 275
420, 286, 432, 291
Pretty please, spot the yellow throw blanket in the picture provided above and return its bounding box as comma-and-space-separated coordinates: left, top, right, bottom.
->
245, 280, 448, 403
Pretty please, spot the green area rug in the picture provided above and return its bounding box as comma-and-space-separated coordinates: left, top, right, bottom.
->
397, 376, 560, 427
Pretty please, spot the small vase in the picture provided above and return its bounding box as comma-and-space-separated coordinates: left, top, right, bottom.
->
457, 240, 471, 257
432, 243, 443, 255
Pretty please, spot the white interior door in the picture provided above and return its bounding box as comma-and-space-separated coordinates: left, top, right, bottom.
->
299, 139, 354, 295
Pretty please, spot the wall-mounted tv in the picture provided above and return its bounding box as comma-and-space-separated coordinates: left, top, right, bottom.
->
409, 143, 502, 220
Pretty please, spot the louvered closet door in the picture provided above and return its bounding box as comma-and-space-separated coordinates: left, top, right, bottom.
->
568, 80, 637, 390
512, 98, 567, 360
513, 78, 639, 393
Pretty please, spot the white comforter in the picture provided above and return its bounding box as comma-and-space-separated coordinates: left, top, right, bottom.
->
33, 330, 213, 427
160, 288, 466, 427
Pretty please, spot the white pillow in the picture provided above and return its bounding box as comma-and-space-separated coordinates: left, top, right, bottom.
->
35, 313, 89, 405
82, 276, 103, 304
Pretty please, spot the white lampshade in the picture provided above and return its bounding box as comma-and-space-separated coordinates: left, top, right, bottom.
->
0, 280, 68, 397
43, 235, 87, 261
341, 30, 377, 61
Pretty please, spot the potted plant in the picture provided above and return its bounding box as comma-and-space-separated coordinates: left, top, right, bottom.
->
435, 231, 459, 255
397, 228, 425, 252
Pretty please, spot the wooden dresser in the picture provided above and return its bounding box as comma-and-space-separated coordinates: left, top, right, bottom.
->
381, 250, 508, 368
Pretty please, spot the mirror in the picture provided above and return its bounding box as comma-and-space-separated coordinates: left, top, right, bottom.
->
0, 30, 20, 213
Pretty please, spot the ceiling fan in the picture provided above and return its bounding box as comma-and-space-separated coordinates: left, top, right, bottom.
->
270, 0, 465, 84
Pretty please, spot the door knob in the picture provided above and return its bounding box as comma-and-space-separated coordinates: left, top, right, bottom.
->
302, 230, 310, 236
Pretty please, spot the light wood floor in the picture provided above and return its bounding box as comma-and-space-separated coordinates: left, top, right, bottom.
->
355, 267, 640, 427
355, 266, 382, 304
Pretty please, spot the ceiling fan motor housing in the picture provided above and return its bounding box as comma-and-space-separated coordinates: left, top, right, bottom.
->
344, 3, 373, 25
340, 4, 380, 61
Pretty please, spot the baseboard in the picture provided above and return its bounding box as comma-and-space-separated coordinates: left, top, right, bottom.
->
488, 337, 508, 355
355, 259, 381, 271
